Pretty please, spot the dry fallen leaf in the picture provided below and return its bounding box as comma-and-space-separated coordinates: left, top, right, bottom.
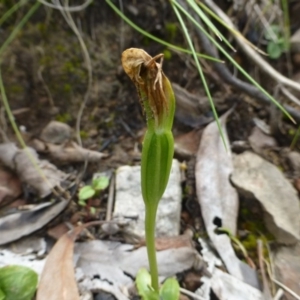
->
210, 268, 263, 300
174, 130, 202, 158
31, 140, 108, 164
37, 228, 81, 300
195, 110, 259, 288
0, 200, 69, 245
248, 126, 277, 154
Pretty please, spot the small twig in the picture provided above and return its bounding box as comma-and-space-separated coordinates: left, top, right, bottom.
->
105, 174, 115, 221
241, 0, 256, 38
204, 0, 300, 95
178, 0, 300, 121
274, 289, 284, 300
37, 0, 92, 12
53, 0, 93, 147
179, 287, 206, 300
280, 86, 300, 106
254, 3, 277, 42
257, 239, 272, 299
271, 277, 300, 300
0, 106, 9, 142
264, 259, 300, 300
37, 65, 55, 108
118, 0, 125, 52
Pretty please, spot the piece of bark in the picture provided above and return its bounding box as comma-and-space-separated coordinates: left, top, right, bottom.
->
0, 143, 67, 197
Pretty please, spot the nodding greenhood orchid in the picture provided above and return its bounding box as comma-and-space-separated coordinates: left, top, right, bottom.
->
122, 48, 176, 294
122, 48, 175, 207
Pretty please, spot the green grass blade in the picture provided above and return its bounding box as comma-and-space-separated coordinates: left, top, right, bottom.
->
105, 0, 222, 62
0, 0, 29, 26
0, 1, 41, 60
173, 0, 294, 123
197, 1, 267, 56
0, 69, 51, 189
172, 1, 227, 150
186, 0, 236, 52
0, 70, 27, 149
281, 0, 290, 51
290, 125, 300, 149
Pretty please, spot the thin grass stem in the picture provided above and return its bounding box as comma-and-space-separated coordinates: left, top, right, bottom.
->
172, 1, 227, 150
0, 2, 41, 60
173, 0, 294, 123
106, 0, 223, 62
0, 0, 29, 26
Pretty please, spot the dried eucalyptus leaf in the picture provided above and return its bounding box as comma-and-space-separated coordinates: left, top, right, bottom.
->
195, 110, 259, 288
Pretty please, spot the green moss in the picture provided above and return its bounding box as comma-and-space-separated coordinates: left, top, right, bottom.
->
241, 234, 257, 251
8, 84, 24, 94
89, 115, 95, 122
165, 22, 177, 41
241, 207, 249, 216
238, 201, 275, 258
63, 84, 72, 93
63, 61, 76, 73
104, 113, 115, 128
288, 128, 295, 136
142, 36, 150, 46
55, 44, 67, 53
56, 113, 72, 123
37, 23, 47, 36
39, 55, 53, 67
80, 130, 88, 139
163, 49, 172, 60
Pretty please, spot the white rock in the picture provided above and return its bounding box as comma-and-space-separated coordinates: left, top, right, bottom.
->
114, 159, 182, 237
0, 249, 46, 278
232, 151, 300, 244
286, 151, 300, 175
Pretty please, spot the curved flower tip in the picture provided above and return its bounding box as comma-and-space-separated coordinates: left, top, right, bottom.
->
122, 48, 175, 131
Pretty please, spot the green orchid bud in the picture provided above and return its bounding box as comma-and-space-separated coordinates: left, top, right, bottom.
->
122, 48, 175, 206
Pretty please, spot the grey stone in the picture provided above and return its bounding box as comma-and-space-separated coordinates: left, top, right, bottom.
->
232, 151, 300, 244
286, 151, 300, 175
114, 159, 182, 238
291, 28, 300, 53
40, 121, 72, 144
273, 242, 300, 300
248, 126, 277, 154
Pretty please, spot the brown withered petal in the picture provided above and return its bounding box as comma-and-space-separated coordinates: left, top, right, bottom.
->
122, 48, 168, 122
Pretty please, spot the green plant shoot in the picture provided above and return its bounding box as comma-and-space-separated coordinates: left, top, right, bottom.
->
78, 176, 109, 206
122, 48, 177, 298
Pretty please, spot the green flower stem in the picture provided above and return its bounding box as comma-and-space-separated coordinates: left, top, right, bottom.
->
141, 75, 175, 293
145, 202, 159, 292
121, 48, 175, 294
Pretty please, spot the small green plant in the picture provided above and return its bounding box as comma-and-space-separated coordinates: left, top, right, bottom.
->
136, 269, 179, 300
78, 176, 109, 206
122, 48, 179, 299
265, 25, 288, 59
0, 265, 38, 300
